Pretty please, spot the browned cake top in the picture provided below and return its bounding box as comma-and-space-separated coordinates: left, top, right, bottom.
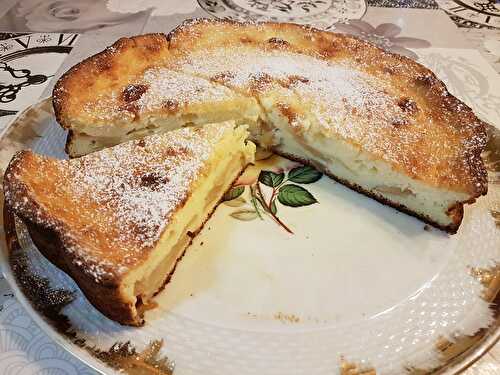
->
3, 124, 231, 283
53, 18, 487, 198
79, 68, 239, 124
167, 19, 487, 197
53, 33, 171, 126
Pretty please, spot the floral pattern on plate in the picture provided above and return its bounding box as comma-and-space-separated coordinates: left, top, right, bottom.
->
1, 90, 499, 374
224, 161, 323, 234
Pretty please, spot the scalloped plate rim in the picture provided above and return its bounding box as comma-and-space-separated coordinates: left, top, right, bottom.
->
0, 98, 498, 375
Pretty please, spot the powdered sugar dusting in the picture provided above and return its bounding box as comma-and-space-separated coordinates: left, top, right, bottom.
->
179, 47, 406, 146
138, 68, 233, 111
180, 47, 405, 143
82, 69, 236, 122
175, 45, 486, 191
59, 21, 486, 193
6, 124, 232, 282
69, 124, 228, 277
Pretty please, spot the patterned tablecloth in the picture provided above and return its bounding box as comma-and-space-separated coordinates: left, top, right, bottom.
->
0, 1, 499, 374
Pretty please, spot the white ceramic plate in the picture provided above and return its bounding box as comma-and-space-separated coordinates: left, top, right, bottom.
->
1, 45, 500, 375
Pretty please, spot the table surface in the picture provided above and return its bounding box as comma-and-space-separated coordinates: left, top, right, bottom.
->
0, 1, 499, 374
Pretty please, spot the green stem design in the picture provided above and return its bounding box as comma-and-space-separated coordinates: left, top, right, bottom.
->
230, 166, 321, 233
256, 182, 294, 234
277, 178, 288, 189
249, 185, 264, 220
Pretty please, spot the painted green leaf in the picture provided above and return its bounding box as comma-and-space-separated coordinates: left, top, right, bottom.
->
288, 165, 322, 184
230, 210, 258, 221
278, 184, 318, 207
223, 185, 245, 201
271, 200, 277, 215
258, 170, 284, 187
249, 185, 264, 219
223, 197, 246, 207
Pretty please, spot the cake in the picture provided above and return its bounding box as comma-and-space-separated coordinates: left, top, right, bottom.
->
52, 19, 487, 233
3, 122, 255, 325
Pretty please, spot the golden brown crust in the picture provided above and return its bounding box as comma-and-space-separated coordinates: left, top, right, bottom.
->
3, 156, 251, 326
3, 123, 253, 325
3, 153, 138, 324
3, 151, 122, 285
4, 128, 229, 276
53, 33, 170, 129
52, 18, 487, 201
165, 18, 488, 198
24, 218, 140, 325
3, 131, 222, 276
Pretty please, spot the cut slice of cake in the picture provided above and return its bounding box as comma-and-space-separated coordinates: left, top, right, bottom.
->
52, 19, 487, 233
3, 122, 255, 325
53, 33, 259, 157
60, 67, 260, 157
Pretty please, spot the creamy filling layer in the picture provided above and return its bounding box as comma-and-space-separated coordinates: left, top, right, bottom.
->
70, 106, 469, 229
264, 105, 469, 227
119, 127, 255, 321
68, 105, 260, 157
68, 85, 473, 231
72, 97, 260, 140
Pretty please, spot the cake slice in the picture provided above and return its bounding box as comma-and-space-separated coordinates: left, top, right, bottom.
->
3, 122, 255, 325
53, 34, 259, 158
61, 68, 259, 157
52, 19, 487, 233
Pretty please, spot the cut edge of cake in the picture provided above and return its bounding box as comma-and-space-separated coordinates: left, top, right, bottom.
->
3, 122, 255, 325
268, 116, 470, 233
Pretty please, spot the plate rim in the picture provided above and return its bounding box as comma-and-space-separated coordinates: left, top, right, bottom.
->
0, 98, 112, 374
0, 98, 499, 375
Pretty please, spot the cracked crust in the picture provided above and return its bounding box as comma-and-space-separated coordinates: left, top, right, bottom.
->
3, 166, 247, 326
53, 33, 170, 129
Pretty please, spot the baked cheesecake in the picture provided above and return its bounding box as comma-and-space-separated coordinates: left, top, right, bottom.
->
62, 67, 259, 157
53, 34, 259, 157
3, 122, 255, 325
53, 19, 487, 233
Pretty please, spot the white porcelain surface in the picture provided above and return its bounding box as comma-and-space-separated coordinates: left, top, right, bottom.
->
0, 46, 499, 375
